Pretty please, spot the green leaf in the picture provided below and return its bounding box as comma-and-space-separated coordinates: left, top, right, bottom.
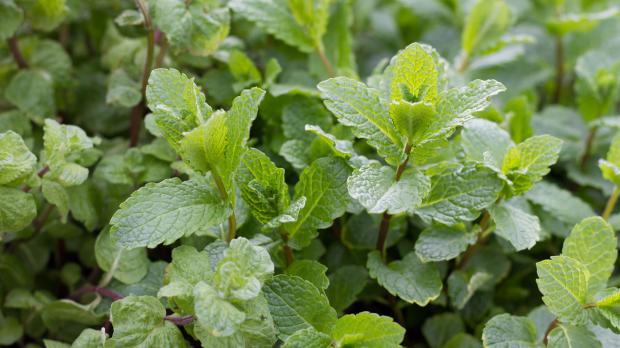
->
229, 0, 316, 53
71, 328, 107, 348
0, 314, 23, 346
447, 270, 492, 309
547, 324, 601, 348
214, 237, 274, 301
41, 300, 105, 339
388, 42, 439, 105
562, 217, 617, 293
502, 135, 563, 195
422, 313, 465, 348
0, 130, 36, 185
263, 274, 337, 339
284, 157, 351, 248
489, 202, 541, 251
285, 260, 329, 291
94, 227, 149, 284
194, 281, 245, 337
546, 8, 619, 36
228, 50, 262, 91
417, 164, 503, 225
179, 87, 266, 191
22, 0, 66, 31
282, 328, 331, 348
525, 181, 595, 230
0, 0, 23, 41
389, 100, 437, 146
593, 288, 620, 331
145, 68, 211, 150
461, 119, 513, 170
110, 177, 231, 248
282, 97, 332, 142
331, 312, 405, 348
367, 251, 442, 305
326, 265, 368, 315
599, 131, 620, 186
536, 255, 589, 324
305, 125, 356, 160
347, 161, 430, 214
235, 148, 290, 225
505, 96, 534, 144
107, 296, 187, 348
5, 70, 56, 123
415, 225, 477, 262
318, 77, 405, 166
481, 314, 540, 348
462, 0, 511, 57
288, 0, 331, 48
106, 69, 141, 108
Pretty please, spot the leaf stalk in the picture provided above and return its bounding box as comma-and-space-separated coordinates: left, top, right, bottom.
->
602, 185, 619, 221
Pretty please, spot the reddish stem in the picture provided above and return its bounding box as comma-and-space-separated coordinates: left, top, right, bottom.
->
7, 36, 28, 69
164, 315, 195, 326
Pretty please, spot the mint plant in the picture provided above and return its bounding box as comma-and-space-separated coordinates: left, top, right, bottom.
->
2, 0, 620, 347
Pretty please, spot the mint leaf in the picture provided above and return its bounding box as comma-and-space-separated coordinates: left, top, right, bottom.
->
0, 0, 23, 41
415, 225, 477, 262
5, 70, 56, 123
284, 157, 351, 248
461, 119, 513, 170
318, 77, 405, 166
367, 251, 442, 305
108, 296, 187, 347
285, 260, 329, 291
462, 0, 511, 57
388, 42, 439, 105
562, 217, 617, 293
489, 202, 541, 251
599, 131, 620, 185
263, 274, 337, 339
547, 324, 601, 348
331, 312, 405, 348
0, 187, 36, 233
110, 178, 230, 248
536, 255, 590, 324
282, 328, 331, 348
347, 161, 430, 214
94, 227, 149, 284
417, 164, 503, 225
482, 314, 539, 348
193, 281, 245, 337
0, 130, 36, 185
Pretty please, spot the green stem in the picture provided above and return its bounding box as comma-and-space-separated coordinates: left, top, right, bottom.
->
317, 45, 335, 78
579, 127, 597, 170
602, 186, 620, 221
457, 52, 470, 74
552, 35, 564, 104
457, 211, 492, 269
210, 168, 237, 243
376, 144, 413, 260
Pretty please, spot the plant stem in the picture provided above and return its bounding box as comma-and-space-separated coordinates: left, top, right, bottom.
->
457, 211, 491, 269
155, 34, 168, 68
579, 127, 597, 170
317, 46, 335, 78
164, 315, 195, 326
71, 285, 124, 301
211, 168, 237, 243
457, 52, 470, 74
376, 144, 413, 259
7, 36, 28, 69
552, 35, 564, 104
602, 186, 620, 221
129, 0, 155, 147
543, 318, 558, 345
280, 228, 294, 267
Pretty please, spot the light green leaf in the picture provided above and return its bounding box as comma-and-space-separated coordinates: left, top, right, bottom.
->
229, 0, 315, 53
482, 314, 540, 348
110, 177, 230, 248
547, 324, 601, 348
502, 135, 563, 195
263, 274, 337, 339
318, 77, 405, 166
599, 131, 620, 186
417, 164, 503, 225
461, 119, 513, 170
288, 0, 331, 48
331, 312, 405, 348
71, 328, 107, 348
388, 42, 439, 105
194, 282, 245, 337
282, 328, 331, 348
489, 202, 541, 251
0, 0, 23, 41
594, 288, 620, 331
305, 125, 356, 159
546, 8, 619, 36
107, 296, 187, 348
264, 197, 307, 230
367, 251, 442, 305
5, 70, 56, 123
22, 0, 66, 31
282, 97, 332, 142
214, 237, 274, 301
462, 0, 511, 56
285, 260, 329, 291
95, 227, 149, 285
235, 148, 289, 225
348, 161, 430, 214
389, 100, 437, 146
228, 50, 262, 91
0, 130, 36, 185
41, 179, 69, 222
415, 225, 477, 262
284, 157, 351, 248
525, 181, 595, 229
536, 255, 589, 324
145, 68, 211, 150
562, 217, 617, 293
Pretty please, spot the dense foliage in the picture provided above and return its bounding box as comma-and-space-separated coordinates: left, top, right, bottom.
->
2, 0, 620, 347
